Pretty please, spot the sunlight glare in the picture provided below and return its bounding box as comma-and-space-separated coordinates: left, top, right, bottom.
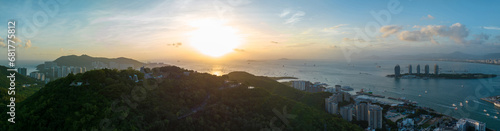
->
188, 19, 242, 57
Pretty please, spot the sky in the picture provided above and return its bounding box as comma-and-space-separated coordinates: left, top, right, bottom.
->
0, 0, 500, 62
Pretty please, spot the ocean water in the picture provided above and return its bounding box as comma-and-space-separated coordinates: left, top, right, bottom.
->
173, 59, 500, 130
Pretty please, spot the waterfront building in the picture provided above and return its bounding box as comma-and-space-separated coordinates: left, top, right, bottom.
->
368, 105, 383, 129
408, 64, 412, 74
335, 85, 341, 92
17, 67, 27, 76
456, 118, 485, 131
416, 64, 420, 74
394, 65, 400, 77
434, 64, 439, 75
425, 64, 430, 75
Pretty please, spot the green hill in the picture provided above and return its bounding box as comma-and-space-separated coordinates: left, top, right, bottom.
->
0, 65, 43, 105
0, 66, 361, 131
36, 54, 144, 70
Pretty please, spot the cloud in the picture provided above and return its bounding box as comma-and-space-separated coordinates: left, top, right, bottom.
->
287, 42, 316, 47
380, 25, 402, 37
482, 26, 500, 30
167, 42, 182, 47
233, 48, 245, 52
284, 11, 305, 25
279, 9, 291, 18
324, 24, 348, 30
24, 40, 32, 48
270, 41, 279, 44
342, 38, 366, 43
422, 14, 435, 20
398, 23, 470, 44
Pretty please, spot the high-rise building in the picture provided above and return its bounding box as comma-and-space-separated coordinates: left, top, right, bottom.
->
329, 102, 338, 114
368, 105, 383, 129
325, 96, 339, 114
434, 64, 439, 75
356, 102, 369, 121
50, 67, 56, 78
335, 85, 341, 92
394, 65, 400, 77
66, 67, 71, 76
340, 105, 353, 121
291, 80, 308, 91
408, 64, 412, 74
416, 64, 421, 75
44, 61, 58, 69
424, 64, 429, 75
456, 118, 486, 131
17, 68, 27, 76
343, 92, 351, 102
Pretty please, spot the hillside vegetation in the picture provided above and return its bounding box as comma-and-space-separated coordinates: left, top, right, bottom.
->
0, 66, 361, 131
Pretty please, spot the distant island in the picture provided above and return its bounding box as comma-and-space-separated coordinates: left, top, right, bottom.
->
267, 76, 298, 80
387, 64, 497, 79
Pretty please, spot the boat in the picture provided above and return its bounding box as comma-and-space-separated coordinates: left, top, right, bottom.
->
460, 102, 463, 106
425, 91, 427, 94
454, 107, 458, 110
465, 100, 468, 104
418, 94, 421, 97
486, 113, 490, 116
494, 101, 500, 107
452, 104, 456, 107
494, 116, 498, 119
484, 109, 487, 112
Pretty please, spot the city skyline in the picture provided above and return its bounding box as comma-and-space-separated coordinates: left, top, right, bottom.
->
0, 0, 499, 62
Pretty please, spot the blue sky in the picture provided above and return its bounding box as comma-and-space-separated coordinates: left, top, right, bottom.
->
0, 0, 499, 61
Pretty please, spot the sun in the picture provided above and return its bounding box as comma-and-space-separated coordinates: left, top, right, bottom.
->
188, 19, 242, 57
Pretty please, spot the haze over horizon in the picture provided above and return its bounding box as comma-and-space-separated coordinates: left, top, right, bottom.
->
1, 0, 500, 62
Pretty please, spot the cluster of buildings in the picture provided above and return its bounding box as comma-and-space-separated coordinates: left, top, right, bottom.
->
290, 80, 326, 93
394, 64, 439, 77
325, 85, 383, 130
91, 61, 135, 70
463, 59, 500, 65
23, 61, 88, 83
456, 118, 486, 131
44, 62, 87, 77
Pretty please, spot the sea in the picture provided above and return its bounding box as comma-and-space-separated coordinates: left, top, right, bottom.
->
171, 59, 500, 130
6, 59, 500, 129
